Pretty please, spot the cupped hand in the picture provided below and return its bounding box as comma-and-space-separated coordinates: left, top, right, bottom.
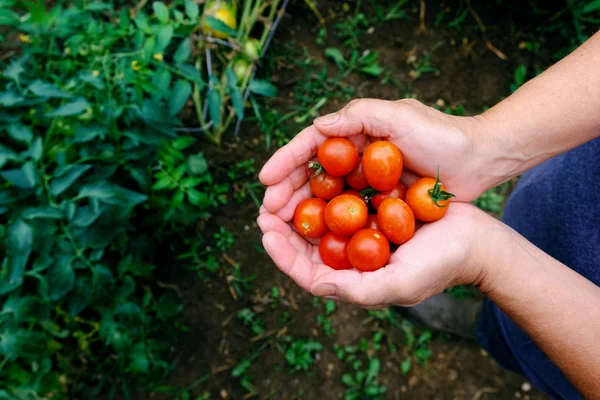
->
257, 202, 495, 309
259, 98, 493, 222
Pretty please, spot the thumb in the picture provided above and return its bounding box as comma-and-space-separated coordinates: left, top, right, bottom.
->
313, 98, 413, 139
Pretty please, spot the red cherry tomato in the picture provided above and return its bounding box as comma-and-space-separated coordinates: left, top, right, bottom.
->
317, 138, 359, 177
319, 232, 352, 270
405, 177, 455, 222
293, 198, 328, 238
362, 141, 403, 191
345, 157, 370, 190
347, 229, 390, 272
377, 198, 415, 245
309, 171, 344, 200
324, 194, 368, 236
371, 182, 407, 211
365, 214, 381, 231
342, 189, 368, 206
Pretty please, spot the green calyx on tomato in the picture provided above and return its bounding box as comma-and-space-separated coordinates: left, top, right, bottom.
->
359, 187, 378, 201
427, 166, 455, 207
308, 161, 325, 179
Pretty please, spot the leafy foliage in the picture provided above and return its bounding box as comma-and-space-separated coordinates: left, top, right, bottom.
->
0, 0, 252, 396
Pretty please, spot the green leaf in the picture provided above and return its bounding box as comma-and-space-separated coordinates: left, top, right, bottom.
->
0, 144, 17, 168
45, 98, 89, 117
0, 220, 33, 295
23, 207, 64, 220
40, 258, 75, 301
74, 125, 106, 143
50, 164, 93, 196
156, 25, 174, 51
0, 9, 20, 26
72, 204, 105, 227
29, 137, 43, 161
3, 57, 25, 83
153, 1, 170, 23
225, 67, 238, 88
187, 189, 208, 207
172, 135, 196, 150
582, 0, 600, 13
359, 63, 382, 76
168, 80, 192, 116
248, 80, 278, 97
129, 342, 150, 373
185, 0, 199, 19
7, 124, 33, 144
208, 89, 221, 128
203, 15, 238, 38
173, 38, 191, 64
133, 11, 152, 34
28, 80, 72, 98
77, 182, 148, 207
186, 152, 208, 175
230, 89, 244, 120
68, 277, 92, 316
400, 357, 411, 375
324, 47, 346, 68
0, 162, 38, 189
0, 90, 26, 107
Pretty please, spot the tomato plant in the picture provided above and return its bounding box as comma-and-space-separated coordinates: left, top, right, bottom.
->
362, 141, 403, 191
310, 171, 344, 200
370, 182, 407, 211
294, 198, 329, 238
317, 138, 359, 177
347, 229, 390, 272
405, 174, 455, 222
324, 194, 368, 236
319, 232, 352, 270
377, 198, 415, 245
345, 157, 370, 190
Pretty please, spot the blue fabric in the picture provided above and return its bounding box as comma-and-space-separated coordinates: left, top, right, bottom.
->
477, 137, 600, 400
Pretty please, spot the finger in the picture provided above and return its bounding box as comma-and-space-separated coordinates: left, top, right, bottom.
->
257, 213, 322, 263
314, 99, 406, 140
310, 263, 417, 308
262, 232, 330, 291
259, 125, 323, 186
274, 181, 312, 222
262, 164, 310, 214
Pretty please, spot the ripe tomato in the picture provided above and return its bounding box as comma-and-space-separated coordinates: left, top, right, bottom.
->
342, 189, 368, 206
293, 198, 328, 238
347, 229, 390, 272
406, 176, 455, 222
324, 194, 368, 236
310, 172, 344, 200
317, 138, 359, 177
202, 2, 238, 39
345, 157, 370, 190
362, 141, 403, 191
371, 182, 407, 211
365, 214, 381, 231
377, 198, 415, 245
319, 232, 352, 270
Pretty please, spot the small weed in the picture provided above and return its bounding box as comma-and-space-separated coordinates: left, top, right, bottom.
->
227, 158, 256, 180
214, 227, 235, 251
510, 65, 528, 93
281, 337, 323, 371
237, 308, 265, 336
316, 299, 337, 336
270, 286, 280, 307
228, 264, 256, 298
342, 357, 387, 400
446, 285, 479, 299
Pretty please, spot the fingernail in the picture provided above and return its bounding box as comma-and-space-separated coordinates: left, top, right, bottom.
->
312, 283, 337, 297
315, 112, 339, 126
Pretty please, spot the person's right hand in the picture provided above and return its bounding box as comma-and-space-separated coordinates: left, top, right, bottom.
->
259, 98, 502, 221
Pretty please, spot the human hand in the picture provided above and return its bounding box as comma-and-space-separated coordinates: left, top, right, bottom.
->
257, 202, 497, 308
259, 98, 497, 223
257, 98, 504, 307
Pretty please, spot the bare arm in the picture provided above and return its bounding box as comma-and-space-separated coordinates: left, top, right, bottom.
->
477, 31, 600, 189
478, 223, 600, 398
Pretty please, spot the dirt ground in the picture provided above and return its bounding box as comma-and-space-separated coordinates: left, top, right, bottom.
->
147, 1, 563, 399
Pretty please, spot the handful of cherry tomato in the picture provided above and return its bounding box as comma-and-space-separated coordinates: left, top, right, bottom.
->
293, 138, 455, 272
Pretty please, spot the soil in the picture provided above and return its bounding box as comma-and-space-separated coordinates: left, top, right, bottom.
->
140, 1, 563, 399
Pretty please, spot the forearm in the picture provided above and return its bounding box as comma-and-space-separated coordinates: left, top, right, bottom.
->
477, 225, 600, 397
475, 31, 600, 188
